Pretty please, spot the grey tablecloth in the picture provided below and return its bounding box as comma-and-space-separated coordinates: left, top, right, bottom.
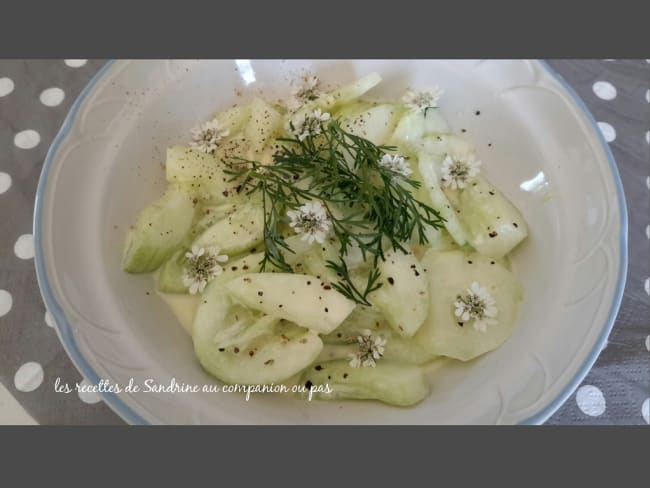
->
0, 60, 648, 425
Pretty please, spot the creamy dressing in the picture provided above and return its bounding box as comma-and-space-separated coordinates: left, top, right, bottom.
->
155, 286, 200, 335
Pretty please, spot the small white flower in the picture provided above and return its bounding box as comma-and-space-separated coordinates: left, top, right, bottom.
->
288, 74, 322, 110
189, 120, 230, 154
292, 109, 331, 141
454, 281, 498, 332
440, 153, 481, 189
182, 245, 229, 294
402, 87, 444, 114
347, 329, 387, 368
378, 153, 412, 178
287, 200, 332, 244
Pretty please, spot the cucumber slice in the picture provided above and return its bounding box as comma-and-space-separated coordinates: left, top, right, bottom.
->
244, 98, 283, 154
369, 249, 428, 337
157, 249, 188, 293
452, 176, 528, 258
390, 109, 449, 147
416, 151, 468, 246
419, 134, 474, 160
322, 72, 382, 110
339, 104, 401, 145
189, 201, 244, 240
193, 282, 322, 384
213, 103, 252, 134
414, 249, 523, 361
321, 307, 437, 364
165, 146, 243, 203
224, 273, 356, 334
192, 200, 264, 254
286, 73, 382, 132
332, 101, 375, 120
300, 360, 430, 407
122, 187, 196, 273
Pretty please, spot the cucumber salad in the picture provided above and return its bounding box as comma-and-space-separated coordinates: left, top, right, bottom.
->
122, 72, 528, 407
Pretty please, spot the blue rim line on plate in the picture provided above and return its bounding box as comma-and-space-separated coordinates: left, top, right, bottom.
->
33, 60, 629, 426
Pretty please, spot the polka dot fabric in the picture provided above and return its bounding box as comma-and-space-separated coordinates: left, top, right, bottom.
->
543, 60, 650, 425
0, 60, 647, 425
0, 60, 123, 425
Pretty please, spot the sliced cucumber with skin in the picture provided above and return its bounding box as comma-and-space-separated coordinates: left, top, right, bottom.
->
390, 109, 449, 148
321, 72, 382, 110
186, 200, 245, 243
122, 187, 196, 273
157, 248, 188, 293
416, 151, 468, 246
286, 73, 382, 132
244, 98, 283, 154
450, 176, 528, 258
301, 360, 430, 407
192, 200, 264, 254
213, 103, 252, 134
368, 249, 429, 337
332, 101, 376, 120
165, 146, 243, 203
193, 281, 322, 384
321, 307, 437, 364
419, 134, 474, 160
414, 249, 523, 361
338, 103, 402, 145
224, 273, 356, 334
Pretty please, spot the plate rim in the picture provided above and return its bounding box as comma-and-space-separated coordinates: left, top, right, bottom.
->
33, 59, 629, 426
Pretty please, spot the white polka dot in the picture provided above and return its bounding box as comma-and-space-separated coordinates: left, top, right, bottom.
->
44, 310, 55, 328
0, 77, 14, 97
0, 290, 12, 317
14, 129, 40, 149
64, 59, 87, 68
646, 89, 649, 103
645, 277, 649, 296
77, 378, 102, 404
646, 225, 649, 240
643, 398, 649, 424
39, 87, 65, 107
14, 362, 44, 392
592, 81, 617, 100
576, 385, 606, 417
647, 177, 650, 190
14, 233, 34, 259
0, 172, 11, 194
645, 335, 649, 352
597, 122, 616, 143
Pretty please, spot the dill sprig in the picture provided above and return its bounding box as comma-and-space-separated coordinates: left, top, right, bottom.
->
226, 119, 444, 305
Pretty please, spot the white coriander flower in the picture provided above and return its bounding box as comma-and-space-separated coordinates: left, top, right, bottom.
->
292, 109, 331, 141
189, 120, 230, 154
347, 329, 387, 368
378, 153, 412, 178
182, 245, 229, 295
454, 281, 498, 332
288, 74, 322, 110
402, 87, 444, 114
286, 200, 332, 244
440, 153, 481, 189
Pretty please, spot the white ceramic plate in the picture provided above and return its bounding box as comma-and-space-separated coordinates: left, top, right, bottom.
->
34, 60, 627, 424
